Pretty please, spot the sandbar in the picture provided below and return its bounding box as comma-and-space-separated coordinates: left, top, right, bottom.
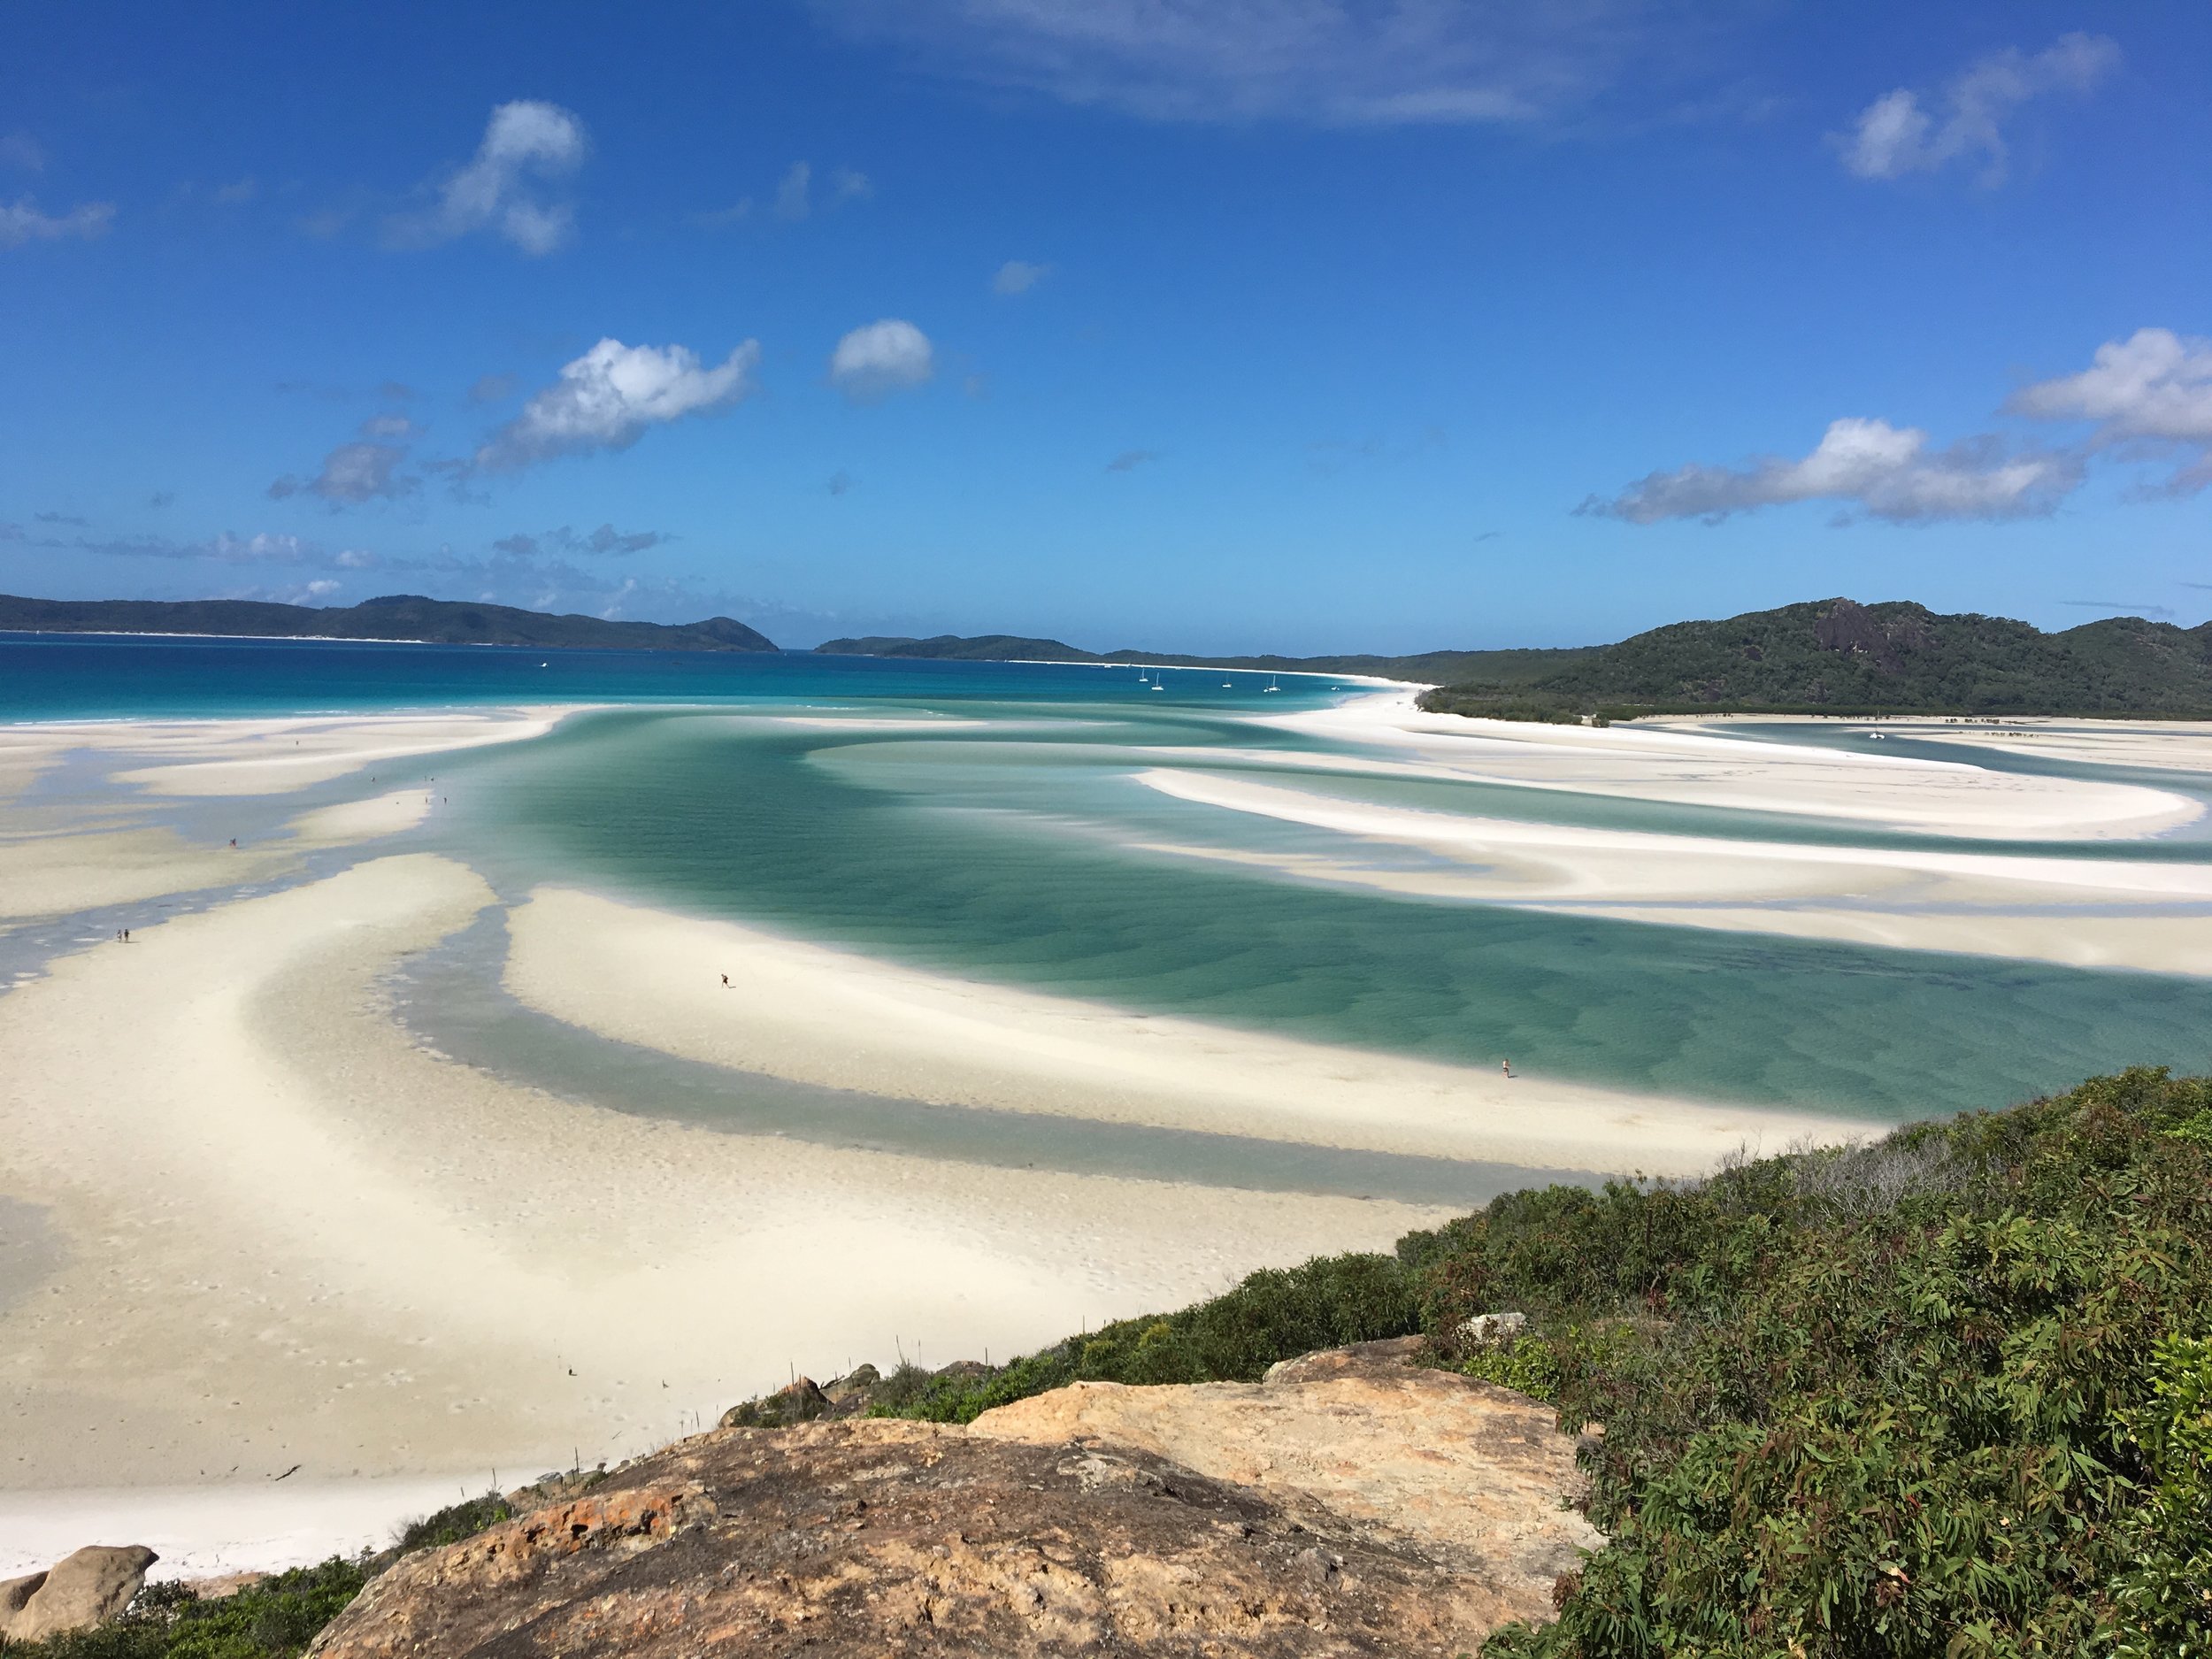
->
0, 855, 1446, 1508
1270, 693, 2201, 841
503, 887, 1861, 1173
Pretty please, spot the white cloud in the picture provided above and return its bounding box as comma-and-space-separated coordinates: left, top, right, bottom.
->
993, 258, 1051, 296
775, 161, 812, 219
812, 0, 1729, 127
831, 166, 872, 204
828, 319, 934, 403
359, 412, 421, 439
0, 134, 44, 172
268, 442, 417, 504
391, 100, 588, 254
1584, 417, 2079, 525
475, 337, 760, 470
1, 196, 114, 245
1838, 33, 2118, 184
2009, 327, 2212, 494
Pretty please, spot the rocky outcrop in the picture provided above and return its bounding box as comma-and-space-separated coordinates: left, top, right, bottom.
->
0, 1544, 158, 1642
309, 1341, 1597, 1657
972, 1336, 1601, 1608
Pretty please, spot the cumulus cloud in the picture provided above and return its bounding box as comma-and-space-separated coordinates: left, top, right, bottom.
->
828, 319, 934, 403
993, 259, 1051, 296
1838, 33, 2118, 184
269, 442, 418, 504
474, 336, 760, 470
2009, 327, 2212, 493
1, 196, 114, 245
812, 0, 1731, 127
389, 100, 588, 254
1582, 417, 2079, 525
492, 523, 670, 557
1106, 449, 1159, 472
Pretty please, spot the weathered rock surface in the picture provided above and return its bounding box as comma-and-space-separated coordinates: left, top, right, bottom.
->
310, 1343, 1598, 1657
0, 1544, 159, 1641
974, 1336, 1601, 1606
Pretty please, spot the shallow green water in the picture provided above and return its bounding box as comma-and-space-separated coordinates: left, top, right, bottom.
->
442, 703, 2212, 1125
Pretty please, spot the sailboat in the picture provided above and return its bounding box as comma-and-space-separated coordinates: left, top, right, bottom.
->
1263, 675, 1281, 693
1151, 668, 1166, 690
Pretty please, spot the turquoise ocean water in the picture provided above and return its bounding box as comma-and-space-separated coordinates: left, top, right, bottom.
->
9, 629, 2212, 1130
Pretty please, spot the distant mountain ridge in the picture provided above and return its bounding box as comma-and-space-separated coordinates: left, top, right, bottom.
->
0, 593, 777, 652
814, 633, 1591, 686
1421, 598, 2212, 719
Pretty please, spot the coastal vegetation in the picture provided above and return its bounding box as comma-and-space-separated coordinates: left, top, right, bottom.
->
0, 594, 776, 653
1420, 597, 2212, 721
8, 1068, 2206, 1655
855, 1066, 2212, 1655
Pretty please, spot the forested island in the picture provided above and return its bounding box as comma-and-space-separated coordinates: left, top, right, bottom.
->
0, 593, 777, 652
826, 599, 2212, 720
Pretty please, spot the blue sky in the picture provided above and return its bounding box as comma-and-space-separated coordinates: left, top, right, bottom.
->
3, 2, 2208, 652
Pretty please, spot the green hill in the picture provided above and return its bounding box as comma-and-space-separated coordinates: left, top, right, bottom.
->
816, 633, 1096, 662
1421, 598, 2212, 720
0, 593, 778, 652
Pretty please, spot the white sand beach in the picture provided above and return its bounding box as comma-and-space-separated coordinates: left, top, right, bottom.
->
7, 693, 2209, 1572
503, 886, 1859, 1172
0, 853, 1448, 1504
1271, 692, 2203, 841
1133, 769, 2212, 976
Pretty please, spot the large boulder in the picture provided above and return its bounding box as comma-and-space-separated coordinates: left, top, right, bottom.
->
0, 1544, 159, 1642
309, 1341, 1599, 1656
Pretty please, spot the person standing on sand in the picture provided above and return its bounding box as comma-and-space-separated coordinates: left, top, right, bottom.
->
1502, 1058, 1512, 1079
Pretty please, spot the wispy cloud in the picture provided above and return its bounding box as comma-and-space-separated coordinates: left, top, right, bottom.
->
827, 470, 857, 496
1582, 417, 2078, 525
388, 100, 588, 255
1837, 33, 2118, 185
2059, 599, 2176, 619
813, 0, 1736, 127
828, 319, 934, 403
992, 259, 1051, 296
0, 134, 44, 172
1106, 449, 1160, 472
1, 196, 114, 245
775, 161, 813, 220
269, 442, 418, 505
34, 511, 88, 526
766, 160, 871, 222
491, 523, 671, 558
474, 336, 760, 471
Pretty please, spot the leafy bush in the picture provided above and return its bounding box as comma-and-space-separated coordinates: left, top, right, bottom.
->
867, 1066, 2212, 1655
0, 1558, 369, 1659
0, 1494, 518, 1659
875, 1250, 1419, 1422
